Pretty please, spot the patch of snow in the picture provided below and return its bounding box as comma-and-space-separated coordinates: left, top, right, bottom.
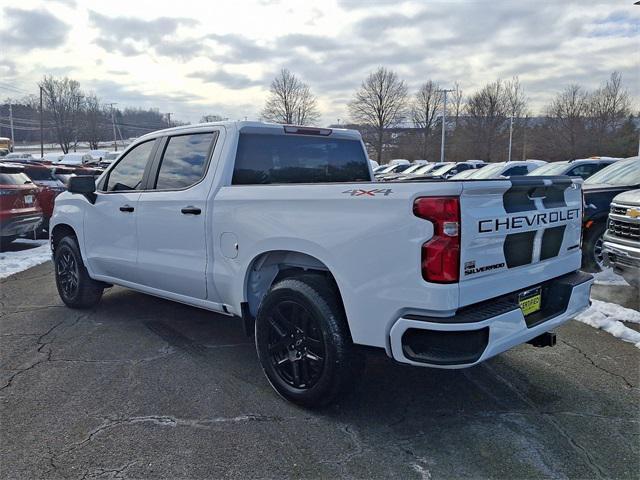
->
0, 239, 51, 279
593, 268, 628, 286
576, 299, 640, 349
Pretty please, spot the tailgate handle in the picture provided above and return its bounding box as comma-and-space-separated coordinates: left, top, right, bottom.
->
528, 187, 546, 200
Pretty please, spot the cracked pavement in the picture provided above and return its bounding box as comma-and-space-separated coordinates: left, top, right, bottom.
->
1, 262, 638, 479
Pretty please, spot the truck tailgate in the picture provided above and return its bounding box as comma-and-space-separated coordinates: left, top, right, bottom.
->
458, 176, 583, 306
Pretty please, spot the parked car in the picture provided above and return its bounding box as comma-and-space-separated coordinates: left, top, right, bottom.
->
43, 152, 65, 163
51, 121, 591, 407
19, 163, 66, 233
58, 152, 94, 166
421, 161, 485, 180
602, 189, 640, 288
88, 149, 111, 162
51, 166, 78, 186
0, 164, 43, 248
374, 163, 412, 178
451, 160, 547, 180
4, 152, 35, 161
581, 158, 640, 271
527, 158, 618, 179
387, 162, 451, 181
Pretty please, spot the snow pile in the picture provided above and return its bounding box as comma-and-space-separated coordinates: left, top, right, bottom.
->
593, 268, 628, 286
576, 299, 640, 349
0, 240, 51, 279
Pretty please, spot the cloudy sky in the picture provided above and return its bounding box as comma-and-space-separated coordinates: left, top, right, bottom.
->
1, 0, 638, 125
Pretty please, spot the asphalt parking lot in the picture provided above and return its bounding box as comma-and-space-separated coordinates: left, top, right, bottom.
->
1, 262, 638, 479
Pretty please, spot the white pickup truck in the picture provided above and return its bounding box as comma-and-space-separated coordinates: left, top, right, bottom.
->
50, 122, 593, 406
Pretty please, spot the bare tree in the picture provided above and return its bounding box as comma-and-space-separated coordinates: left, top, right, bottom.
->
82, 94, 108, 150
546, 84, 589, 159
261, 69, 320, 125
411, 80, 442, 159
587, 71, 631, 151
463, 80, 510, 161
349, 67, 408, 162
451, 81, 464, 127
39, 76, 83, 153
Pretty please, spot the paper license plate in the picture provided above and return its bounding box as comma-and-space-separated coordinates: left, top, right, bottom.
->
518, 287, 542, 316
24, 195, 34, 204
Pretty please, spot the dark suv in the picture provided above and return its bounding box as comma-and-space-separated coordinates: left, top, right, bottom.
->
581, 158, 640, 271
527, 158, 617, 180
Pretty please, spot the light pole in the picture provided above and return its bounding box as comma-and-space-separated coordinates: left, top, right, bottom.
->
437, 89, 454, 163
39, 86, 44, 158
507, 115, 514, 162
106, 103, 118, 151
8, 103, 14, 149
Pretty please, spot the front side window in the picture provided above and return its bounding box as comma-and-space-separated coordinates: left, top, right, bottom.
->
154, 132, 215, 190
104, 140, 155, 192
568, 164, 597, 179
232, 133, 370, 185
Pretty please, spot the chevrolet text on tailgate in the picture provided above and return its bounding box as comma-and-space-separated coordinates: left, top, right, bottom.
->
50, 122, 593, 407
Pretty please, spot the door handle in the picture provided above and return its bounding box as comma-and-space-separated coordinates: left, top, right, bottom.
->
119, 204, 134, 212
181, 206, 201, 215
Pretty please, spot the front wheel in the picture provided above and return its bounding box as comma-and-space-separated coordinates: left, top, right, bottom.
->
255, 274, 364, 408
582, 223, 606, 273
54, 236, 104, 308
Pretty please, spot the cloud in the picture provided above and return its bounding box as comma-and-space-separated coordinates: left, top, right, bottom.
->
88, 10, 198, 56
187, 70, 263, 90
0, 7, 69, 52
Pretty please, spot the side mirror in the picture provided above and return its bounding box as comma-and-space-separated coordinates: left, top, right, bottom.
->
68, 175, 97, 204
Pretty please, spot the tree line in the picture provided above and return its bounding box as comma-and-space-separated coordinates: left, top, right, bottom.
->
261, 68, 637, 162
0, 76, 180, 153
2, 70, 636, 161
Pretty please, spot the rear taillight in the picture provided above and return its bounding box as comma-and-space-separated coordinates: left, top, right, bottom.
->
413, 196, 460, 283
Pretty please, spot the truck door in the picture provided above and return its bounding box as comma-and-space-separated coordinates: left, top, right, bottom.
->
135, 130, 220, 300
84, 139, 158, 283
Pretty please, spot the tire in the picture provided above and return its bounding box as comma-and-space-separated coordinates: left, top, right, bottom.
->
582, 223, 606, 273
255, 274, 364, 408
54, 235, 104, 309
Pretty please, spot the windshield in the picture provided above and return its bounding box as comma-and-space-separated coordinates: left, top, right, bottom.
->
105, 152, 119, 160
400, 164, 424, 175
465, 163, 506, 179
585, 159, 640, 186
527, 162, 568, 176
24, 167, 57, 181
449, 169, 477, 180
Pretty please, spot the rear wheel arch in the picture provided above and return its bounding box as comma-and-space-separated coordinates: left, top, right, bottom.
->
244, 250, 347, 323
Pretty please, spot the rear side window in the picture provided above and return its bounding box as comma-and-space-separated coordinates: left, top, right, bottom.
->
504, 166, 529, 176
104, 140, 155, 192
568, 164, 598, 179
24, 168, 56, 181
154, 132, 216, 190
0, 172, 31, 185
232, 133, 370, 185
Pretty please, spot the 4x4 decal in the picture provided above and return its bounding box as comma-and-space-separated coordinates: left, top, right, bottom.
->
342, 188, 393, 197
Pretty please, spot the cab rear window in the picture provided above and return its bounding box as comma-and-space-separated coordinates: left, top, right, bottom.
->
232, 133, 370, 185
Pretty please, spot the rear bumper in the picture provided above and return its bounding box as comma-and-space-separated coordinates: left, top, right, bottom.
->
0, 213, 43, 237
389, 271, 593, 368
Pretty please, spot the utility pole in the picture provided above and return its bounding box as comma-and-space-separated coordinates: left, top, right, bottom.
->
437, 89, 454, 163
8, 103, 14, 149
106, 103, 118, 151
39, 86, 44, 158
507, 115, 514, 162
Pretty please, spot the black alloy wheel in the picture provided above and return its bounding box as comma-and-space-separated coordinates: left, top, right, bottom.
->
267, 300, 325, 389
56, 249, 79, 298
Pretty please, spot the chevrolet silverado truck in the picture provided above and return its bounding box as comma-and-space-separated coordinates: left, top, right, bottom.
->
603, 189, 640, 288
50, 122, 593, 407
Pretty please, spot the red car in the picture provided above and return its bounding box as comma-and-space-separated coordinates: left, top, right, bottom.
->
0, 164, 43, 248
19, 163, 66, 233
